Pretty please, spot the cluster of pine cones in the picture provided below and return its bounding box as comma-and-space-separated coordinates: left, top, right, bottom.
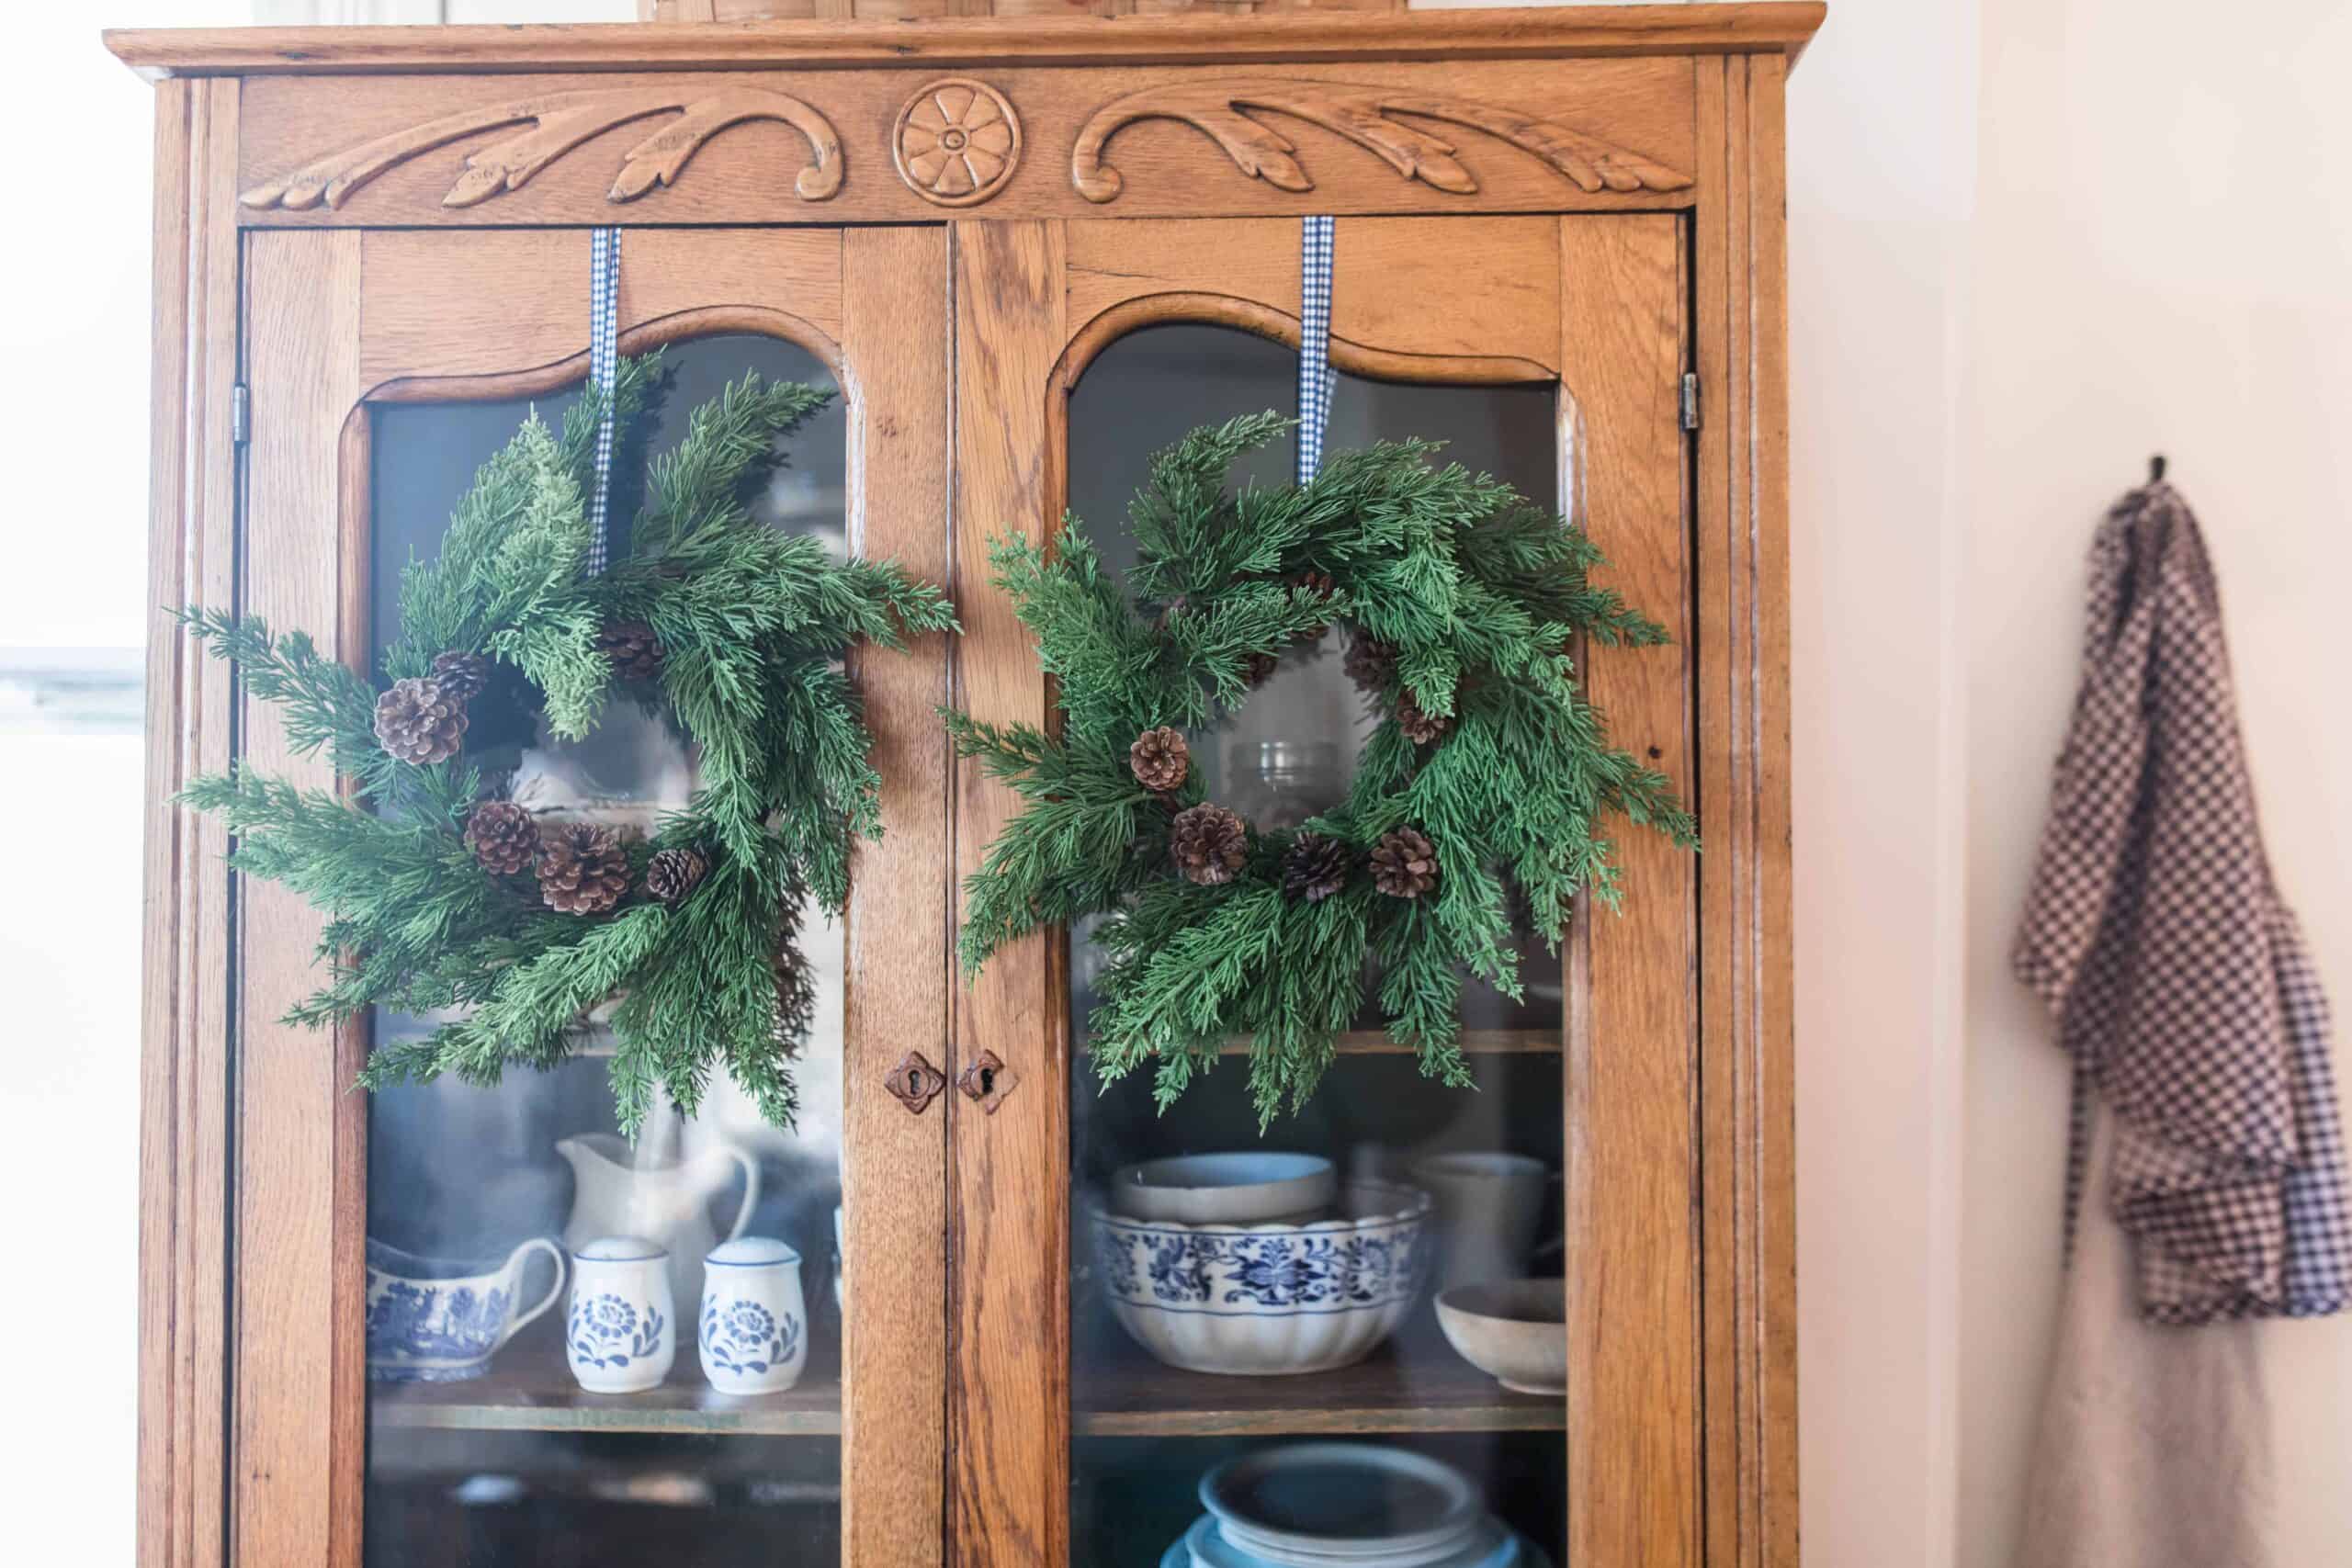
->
371, 623, 664, 769
463, 801, 709, 917
1131, 725, 1439, 901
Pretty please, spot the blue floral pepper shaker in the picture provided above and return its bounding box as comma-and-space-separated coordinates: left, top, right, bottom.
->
700, 1236, 808, 1395
566, 1235, 675, 1394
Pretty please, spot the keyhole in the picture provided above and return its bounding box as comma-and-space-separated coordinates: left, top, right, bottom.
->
904, 1068, 924, 1098
975, 1066, 996, 1097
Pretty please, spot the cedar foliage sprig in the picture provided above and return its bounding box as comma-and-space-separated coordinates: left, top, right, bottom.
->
951, 413, 1695, 1126
178, 355, 956, 1136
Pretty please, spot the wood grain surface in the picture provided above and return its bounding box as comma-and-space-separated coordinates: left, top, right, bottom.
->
1063, 215, 1561, 378
108, 7, 1827, 78
139, 74, 238, 1568
840, 223, 956, 1568
1692, 54, 1799, 1568
369, 1323, 844, 1436
647, 0, 1406, 22
236, 228, 367, 1568
230, 59, 1695, 229
1075, 1340, 1566, 1438
948, 219, 1070, 1568
1559, 212, 1699, 1568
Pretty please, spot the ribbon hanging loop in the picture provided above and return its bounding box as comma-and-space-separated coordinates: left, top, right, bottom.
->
586, 227, 622, 575
1297, 215, 1336, 485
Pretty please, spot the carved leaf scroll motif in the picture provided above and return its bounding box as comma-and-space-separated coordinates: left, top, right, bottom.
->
1071, 79, 1691, 204
238, 87, 843, 212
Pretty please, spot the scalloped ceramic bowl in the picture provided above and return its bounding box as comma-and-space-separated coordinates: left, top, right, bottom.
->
1091, 1181, 1432, 1376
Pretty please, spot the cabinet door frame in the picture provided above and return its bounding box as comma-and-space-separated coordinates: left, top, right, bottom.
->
206, 222, 955, 1568
945, 209, 1706, 1568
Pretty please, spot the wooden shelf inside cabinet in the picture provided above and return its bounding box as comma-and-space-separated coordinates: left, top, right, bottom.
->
1102, 1029, 1561, 1058
1074, 1340, 1561, 1438
371, 1323, 842, 1438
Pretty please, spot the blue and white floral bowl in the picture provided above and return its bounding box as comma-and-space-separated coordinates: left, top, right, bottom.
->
1091, 1180, 1433, 1376
364, 1236, 566, 1383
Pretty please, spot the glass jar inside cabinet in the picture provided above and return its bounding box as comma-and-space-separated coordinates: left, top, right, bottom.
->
121, 8, 1812, 1566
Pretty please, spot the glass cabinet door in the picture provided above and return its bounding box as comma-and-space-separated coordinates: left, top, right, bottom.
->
948, 216, 1700, 1568
230, 228, 951, 1567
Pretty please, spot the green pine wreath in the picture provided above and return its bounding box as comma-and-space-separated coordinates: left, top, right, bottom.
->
179, 355, 956, 1135
950, 413, 1696, 1125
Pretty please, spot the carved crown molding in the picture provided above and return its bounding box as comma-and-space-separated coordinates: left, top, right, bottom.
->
892, 79, 1023, 208
238, 86, 843, 211
1071, 79, 1691, 204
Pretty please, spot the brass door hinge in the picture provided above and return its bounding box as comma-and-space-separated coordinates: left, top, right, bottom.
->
1679, 373, 1701, 432
231, 383, 251, 447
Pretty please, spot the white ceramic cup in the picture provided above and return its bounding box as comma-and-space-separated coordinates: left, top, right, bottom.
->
565, 1235, 675, 1394
1410, 1151, 1550, 1292
699, 1236, 808, 1395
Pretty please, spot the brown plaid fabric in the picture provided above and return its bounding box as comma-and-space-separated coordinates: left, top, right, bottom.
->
2015, 481, 2352, 1325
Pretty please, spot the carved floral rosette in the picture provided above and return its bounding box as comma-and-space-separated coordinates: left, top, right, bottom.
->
891, 78, 1023, 207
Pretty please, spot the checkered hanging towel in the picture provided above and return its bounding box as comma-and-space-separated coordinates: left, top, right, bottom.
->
2015, 480, 2352, 1324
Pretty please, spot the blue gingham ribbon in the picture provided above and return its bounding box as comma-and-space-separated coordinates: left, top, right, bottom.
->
585, 227, 622, 575
1297, 216, 1336, 484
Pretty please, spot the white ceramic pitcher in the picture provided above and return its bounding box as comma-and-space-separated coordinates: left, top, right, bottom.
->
556, 1132, 759, 1314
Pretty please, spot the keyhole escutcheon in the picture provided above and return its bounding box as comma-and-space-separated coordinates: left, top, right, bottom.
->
884, 1050, 947, 1115
957, 1049, 1018, 1114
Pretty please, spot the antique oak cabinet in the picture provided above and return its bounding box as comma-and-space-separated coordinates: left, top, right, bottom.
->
116, 6, 1816, 1566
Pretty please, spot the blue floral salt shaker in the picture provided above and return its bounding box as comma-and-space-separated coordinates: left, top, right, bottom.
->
700, 1236, 808, 1394
566, 1235, 675, 1393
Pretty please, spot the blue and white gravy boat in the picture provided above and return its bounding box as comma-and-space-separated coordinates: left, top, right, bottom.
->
364, 1236, 566, 1383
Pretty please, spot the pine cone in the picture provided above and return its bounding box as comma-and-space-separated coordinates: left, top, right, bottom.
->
1343, 635, 1396, 694
1156, 594, 1188, 631
1281, 831, 1351, 904
428, 650, 491, 704
1396, 689, 1453, 746
1130, 727, 1190, 794
374, 677, 469, 765
535, 822, 633, 915
596, 619, 665, 683
463, 800, 538, 876
645, 847, 708, 907
1170, 803, 1249, 887
1370, 826, 1441, 899
1244, 651, 1282, 687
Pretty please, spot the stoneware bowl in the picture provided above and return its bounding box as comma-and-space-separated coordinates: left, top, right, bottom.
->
1183, 1512, 1521, 1568
1159, 1524, 1553, 1568
1091, 1181, 1430, 1376
364, 1236, 566, 1383
1433, 1278, 1567, 1395
1200, 1442, 1482, 1565
1110, 1151, 1340, 1226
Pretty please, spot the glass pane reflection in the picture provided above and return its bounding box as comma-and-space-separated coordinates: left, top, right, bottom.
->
1067, 325, 1567, 1568
362, 337, 849, 1568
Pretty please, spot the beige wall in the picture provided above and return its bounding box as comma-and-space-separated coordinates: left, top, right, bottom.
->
1962, 1, 2352, 1563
